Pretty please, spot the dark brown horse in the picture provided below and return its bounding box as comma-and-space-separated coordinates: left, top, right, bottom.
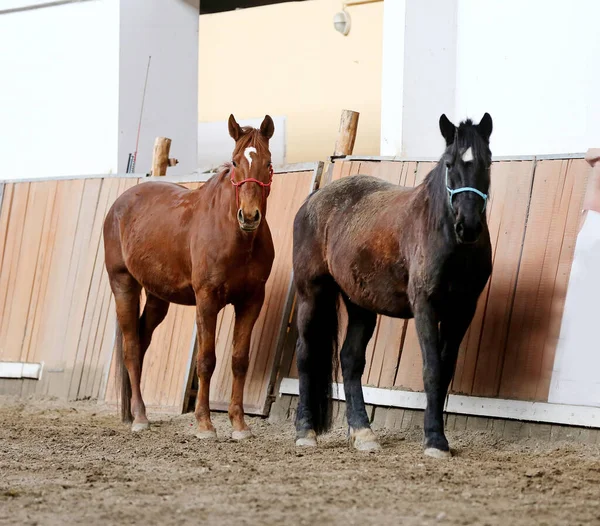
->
292, 113, 493, 457
103, 115, 275, 439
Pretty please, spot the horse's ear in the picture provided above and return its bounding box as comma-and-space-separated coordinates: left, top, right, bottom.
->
260, 115, 275, 140
477, 113, 493, 141
228, 114, 242, 141
439, 114, 456, 145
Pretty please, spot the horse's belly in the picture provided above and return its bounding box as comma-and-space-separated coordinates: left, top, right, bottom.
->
126, 259, 196, 305
333, 263, 413, 318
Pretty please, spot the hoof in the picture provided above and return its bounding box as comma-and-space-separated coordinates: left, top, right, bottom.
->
295, 429, 317, 447
195, 429, 218, 440
131, 422, 150, 433
231, 429, 253, 441
424, 447, 452, 459
350, 428, 381, 452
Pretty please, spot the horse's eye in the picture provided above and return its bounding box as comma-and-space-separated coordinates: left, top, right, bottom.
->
232, 161, 237, 167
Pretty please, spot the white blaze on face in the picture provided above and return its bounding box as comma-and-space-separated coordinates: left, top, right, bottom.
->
244, 147, 257, 167
462, 147, 474, 163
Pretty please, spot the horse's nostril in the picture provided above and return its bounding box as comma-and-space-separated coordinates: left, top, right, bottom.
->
254, 210, 261, 222
455, 222, 465, 236
237, 209, 244, 222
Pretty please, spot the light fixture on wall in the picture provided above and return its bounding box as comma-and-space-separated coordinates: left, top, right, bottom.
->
333, 0, 382, 36
333, 10, 351, 36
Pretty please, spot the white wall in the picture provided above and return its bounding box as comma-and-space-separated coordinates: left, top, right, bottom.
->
401, 0, 457, 158
456, 0, 600, 157
0, 0, 120, 178
118, 0, 199, 175
0, 0, 199, 179
381, 0, 600, 157
380, 0, 458, 158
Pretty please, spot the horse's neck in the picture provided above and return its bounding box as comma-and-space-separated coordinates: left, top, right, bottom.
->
418, 164, 451, 224
197, 172, 264, 250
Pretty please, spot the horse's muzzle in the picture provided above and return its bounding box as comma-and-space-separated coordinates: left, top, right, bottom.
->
455, 220, 482, 244
238, 208, 261, 232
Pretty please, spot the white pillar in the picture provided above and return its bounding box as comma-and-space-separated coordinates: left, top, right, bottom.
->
118, 0, 199, 176
380, 0, 457, 158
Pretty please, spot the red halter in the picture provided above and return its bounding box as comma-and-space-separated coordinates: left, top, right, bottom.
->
230, 163, 274, 208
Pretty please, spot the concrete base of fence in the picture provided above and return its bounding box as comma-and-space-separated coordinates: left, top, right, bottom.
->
269, 394, 600, 445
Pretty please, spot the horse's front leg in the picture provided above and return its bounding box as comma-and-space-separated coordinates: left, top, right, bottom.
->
194, 297, 219, 440
437, 299, 478, 412
229, 289, 265, 440
413, 297, 448, 457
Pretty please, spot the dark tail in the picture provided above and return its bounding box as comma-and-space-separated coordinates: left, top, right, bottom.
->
114, 323, 133, 423
298, 280, 340, 435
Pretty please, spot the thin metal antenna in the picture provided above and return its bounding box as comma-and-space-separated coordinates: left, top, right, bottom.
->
132, 55, 152, 172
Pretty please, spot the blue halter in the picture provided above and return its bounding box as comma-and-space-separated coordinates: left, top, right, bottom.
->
445, 166, 488, 213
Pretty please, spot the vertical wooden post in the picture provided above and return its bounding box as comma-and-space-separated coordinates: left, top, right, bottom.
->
333, 110, 360, 157
581, 148, 600, 231
151, 137, 178, 176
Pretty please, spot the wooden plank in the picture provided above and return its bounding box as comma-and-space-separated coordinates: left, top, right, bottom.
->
0, 184, 33, 362
499, 159, 588, 400
57, 178, 104, 399
0, 184, 15, 295
469, 161, 535, 397
79, 178, 123, 398
371, 316, 406, 388
496, 160, 564, 399
2, 182, 51, 364
67, 178, 113, 400
451, 161, 532, 394
534, 159, 589, 400
22, 181, 59, 368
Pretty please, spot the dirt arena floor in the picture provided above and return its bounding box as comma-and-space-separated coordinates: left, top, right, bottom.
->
1, 397, 599, 526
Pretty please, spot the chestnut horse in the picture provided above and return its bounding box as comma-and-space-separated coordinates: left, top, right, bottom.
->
103, 115, 275, 439
292, 114, 493, 457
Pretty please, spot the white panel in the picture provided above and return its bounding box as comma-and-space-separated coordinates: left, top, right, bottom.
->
0, 361, 43, 380
380, 0, 406, 156
280, 378, 600, 428
118, 0, 199, 176
549, 211, 600, 407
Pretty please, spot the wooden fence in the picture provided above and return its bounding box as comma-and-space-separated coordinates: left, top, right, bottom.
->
0, 162, 323, 418
0, 175, 138, 399
281, 156, 590, 404
1, 154, 592, 424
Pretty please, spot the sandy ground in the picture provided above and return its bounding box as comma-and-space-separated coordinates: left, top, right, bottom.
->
1, 397, 599, 526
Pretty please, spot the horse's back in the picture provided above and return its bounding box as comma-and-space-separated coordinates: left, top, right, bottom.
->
296, 175, 410, 243
293, 175, 413, 297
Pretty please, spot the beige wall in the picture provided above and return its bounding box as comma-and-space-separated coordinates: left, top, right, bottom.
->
198, 0, 383, 163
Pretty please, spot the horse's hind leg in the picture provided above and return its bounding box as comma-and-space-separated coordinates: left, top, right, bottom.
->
111, 272, 146, 431
340, 298, 379, 451
295, 276, 340, 447
139, 292, 170, 361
